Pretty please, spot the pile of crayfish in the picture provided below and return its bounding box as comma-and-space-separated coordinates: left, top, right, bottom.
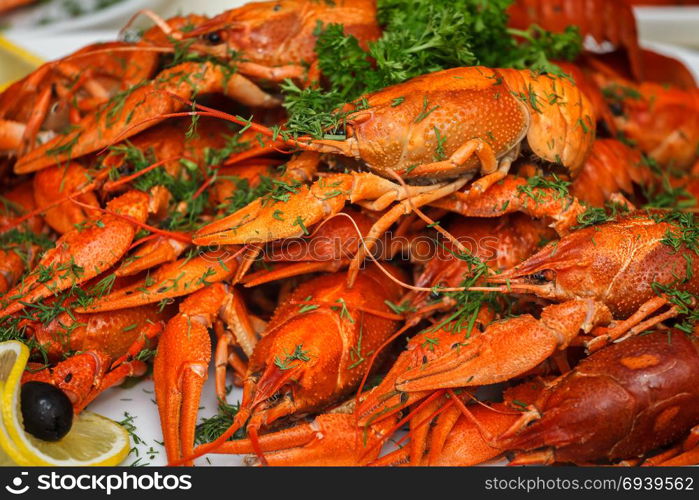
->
0, 0, 698, 466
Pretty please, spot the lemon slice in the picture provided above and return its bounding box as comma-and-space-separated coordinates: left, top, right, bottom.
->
0, 341, 131, 466
0, 341, 31, 465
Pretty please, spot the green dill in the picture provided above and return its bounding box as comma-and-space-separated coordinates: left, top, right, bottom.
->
642, 172, 696, 210
428, 246, 502, 335
517, 174, 571, 203
384, 300, 415, 315
573, 202, 630, 230
651, 282, 699, 334
602, 83, 642, 104
415, 96, 440, 123
433, 126, 447, 161
273, 344, 312, 370
194, 400, 245, 445
280, 80, 347, 139
391, 97, 405, 107
333, 298, 355, 323
298, 303, 320, 314
421, 336, 439, 351
292, 216, 309, 235
650, 210, 699, 255
348, 318, 370, 369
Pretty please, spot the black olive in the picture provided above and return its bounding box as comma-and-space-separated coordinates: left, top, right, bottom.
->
20, 382, 73, 442
205, 31, 222, 44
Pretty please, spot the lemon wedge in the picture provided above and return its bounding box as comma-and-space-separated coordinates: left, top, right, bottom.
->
0, 342, 31, 465
0, 341, 131, 466
0, 36, 43, 91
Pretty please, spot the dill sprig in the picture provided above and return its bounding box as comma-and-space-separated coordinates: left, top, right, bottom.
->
194, 400, 246, 445
274, 344, 312, 370
517, 174, 571, 203
280, 81, 350, 140
651, 210, 699, 255
573, 201, 631, 230
107, 133, 250, 232
651, 282, 699, 335
427, 245, 502, 335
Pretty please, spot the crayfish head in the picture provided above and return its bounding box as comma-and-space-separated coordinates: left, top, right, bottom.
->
242, 308, 347, 430
184, 0, 380, 65
22, 351, 109, 412
183, 0, 314, 63
491, 233, 602, 302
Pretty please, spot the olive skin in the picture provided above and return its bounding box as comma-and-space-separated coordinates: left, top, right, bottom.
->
20, 382, 73, 441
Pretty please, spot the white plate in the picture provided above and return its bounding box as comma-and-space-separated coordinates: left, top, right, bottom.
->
635, 6, 699, 49
2, 31, 118, 60
0, 0, 165, 34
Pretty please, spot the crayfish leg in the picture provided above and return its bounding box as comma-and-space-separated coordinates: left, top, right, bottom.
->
402, 137, 499, 180
347, 176, 469, 286
586, 295, 676, 352
427, 403, 519, 466
643, 425, 699, 467
0, 190, 151, 317
242, 260, 346, 288
430, 174, 586, 236
15, 62, 279, 174
508, 449, 555, 466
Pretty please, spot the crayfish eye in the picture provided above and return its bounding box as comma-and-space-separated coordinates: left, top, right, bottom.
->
609, 101, 623, 117
529, 270, 555, 283
267, 392, 282, 403
63, 373, 73, 383
204, 31, 223, 44
273, 3, 282, 11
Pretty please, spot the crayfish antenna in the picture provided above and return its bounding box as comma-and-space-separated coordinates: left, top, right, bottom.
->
120, 9, 177, 40
507, 449, 555, 466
